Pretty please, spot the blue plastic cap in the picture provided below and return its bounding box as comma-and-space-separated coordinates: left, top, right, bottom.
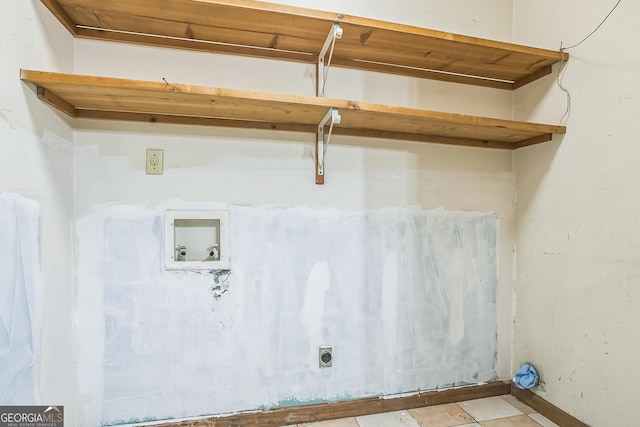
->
514, 363, 540, 389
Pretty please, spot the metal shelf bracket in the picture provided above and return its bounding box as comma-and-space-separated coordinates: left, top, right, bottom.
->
316, 107, 341, 184
317, 23, 343, 97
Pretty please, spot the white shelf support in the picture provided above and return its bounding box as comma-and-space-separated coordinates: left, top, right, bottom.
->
316, 107, 341, 184
317, 23, 343, 97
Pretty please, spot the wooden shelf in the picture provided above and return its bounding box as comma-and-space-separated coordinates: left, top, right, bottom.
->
41, 0, 567, 90
21, 69, 565, 150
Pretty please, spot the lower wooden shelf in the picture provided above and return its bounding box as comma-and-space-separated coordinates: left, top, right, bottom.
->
20, 69, 565, 150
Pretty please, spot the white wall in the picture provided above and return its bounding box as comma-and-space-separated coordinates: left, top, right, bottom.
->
0, 0, 76, 424
69, 0, 514, 424
0, 194, 41, 404
75, 204, 501, 424
513, 1, 640, 426
1, 0, 526, 425
70, 0, 518, 424
11, 1, 633, 425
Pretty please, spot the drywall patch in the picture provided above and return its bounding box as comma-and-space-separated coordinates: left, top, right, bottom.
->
302, 261, 330, 373
0, 193, 41, 404
75, 210, 107, 426
381, 254, 399, 391
42, 129, 72, 150
75, 203, 498, 425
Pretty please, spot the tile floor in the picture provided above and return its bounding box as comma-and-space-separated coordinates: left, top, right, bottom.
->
282, 395, 559, 427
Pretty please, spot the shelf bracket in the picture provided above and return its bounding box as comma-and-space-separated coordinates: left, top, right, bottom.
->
317, 23, 343, 97
316, 107, 341, 185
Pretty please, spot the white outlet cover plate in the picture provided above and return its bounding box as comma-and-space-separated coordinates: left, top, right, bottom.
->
146, 148, 164, 175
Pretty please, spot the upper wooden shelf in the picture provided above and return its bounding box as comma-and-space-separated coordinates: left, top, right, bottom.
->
21, 69, 565, 150
41, 0, 567, 90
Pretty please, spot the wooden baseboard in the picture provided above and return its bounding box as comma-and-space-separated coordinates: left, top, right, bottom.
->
511, 383, 590, 427
149, 381, 511, 426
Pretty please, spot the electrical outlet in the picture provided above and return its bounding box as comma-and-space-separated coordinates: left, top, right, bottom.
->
319, 346, 332, 368
146, 148, 163, 175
